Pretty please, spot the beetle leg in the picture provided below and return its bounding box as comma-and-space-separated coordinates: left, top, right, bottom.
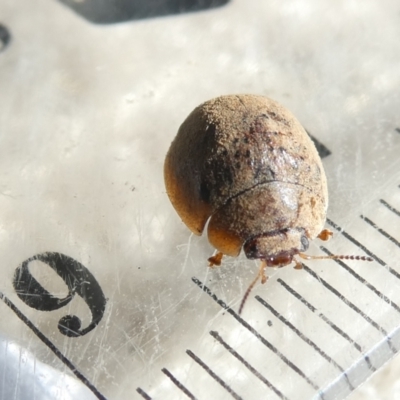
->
293, 257, 303, 270
239, 260, 268, 315
317, 229, 333, 241
260, 260, 268, 284
208, 251, 224, 267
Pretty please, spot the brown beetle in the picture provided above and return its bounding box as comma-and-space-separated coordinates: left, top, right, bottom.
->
164, 94, 372, 313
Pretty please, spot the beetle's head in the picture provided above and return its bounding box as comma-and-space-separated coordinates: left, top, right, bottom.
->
239, 228, 375, 316
243, 228, 309, 267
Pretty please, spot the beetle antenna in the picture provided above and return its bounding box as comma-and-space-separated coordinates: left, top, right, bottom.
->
298, 253, 373, 262
239, 261, 267, 315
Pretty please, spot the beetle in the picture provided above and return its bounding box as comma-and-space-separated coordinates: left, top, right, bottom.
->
164, 94, 372, 313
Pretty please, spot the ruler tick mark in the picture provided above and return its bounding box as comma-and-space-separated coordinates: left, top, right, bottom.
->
0, 292, 107, 400
301, 265, 397, 353
277, 279, 376, 371
192, 277, 321, 392
361, 215, 400, 249
255, 296, 354, 390
186, 349, 243, 400
210, 331, 289, 399
327, 218, 400, 281
380, 199, 400, 218
136, 388, 152, 400
161, 368, 197, 399
320, 246, 400, 314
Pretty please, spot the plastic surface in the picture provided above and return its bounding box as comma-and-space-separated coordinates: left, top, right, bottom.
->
0, 0, 400, 399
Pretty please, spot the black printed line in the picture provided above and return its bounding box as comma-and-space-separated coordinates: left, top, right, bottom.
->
191, 277, 321, 392
276, 279, 376, 371
380, 199, 400, 218
186, 350, 243, 400
321, 246, 400, 314
136, 388, 152, 400
0, 292, 107, 400
255, 296, 353, 390
161, 368, 197, 400
210, 331, 289, 400
301, 265, 397, 354
276, 280, 352, 346
136, 388, 151, 400
277, 279, 317, 312
255, 295, 348, 375
327, 219, 400, 281
361, 215, 400, 249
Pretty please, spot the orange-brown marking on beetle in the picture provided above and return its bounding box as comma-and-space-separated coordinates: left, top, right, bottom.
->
164, 94, 373, 315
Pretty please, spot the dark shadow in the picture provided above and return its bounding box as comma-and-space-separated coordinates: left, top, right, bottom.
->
0, 24, 11, 52
58, 0, 230, 24
306, 130, 332, 158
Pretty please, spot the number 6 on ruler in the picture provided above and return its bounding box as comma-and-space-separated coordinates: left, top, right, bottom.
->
13, 252, 106, 337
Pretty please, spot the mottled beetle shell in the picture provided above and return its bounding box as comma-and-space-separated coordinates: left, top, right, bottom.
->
164, 95, 328, 260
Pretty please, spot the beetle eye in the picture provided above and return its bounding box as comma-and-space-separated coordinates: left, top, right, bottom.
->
301, 235, 309, 251
243, 239, 260, 259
